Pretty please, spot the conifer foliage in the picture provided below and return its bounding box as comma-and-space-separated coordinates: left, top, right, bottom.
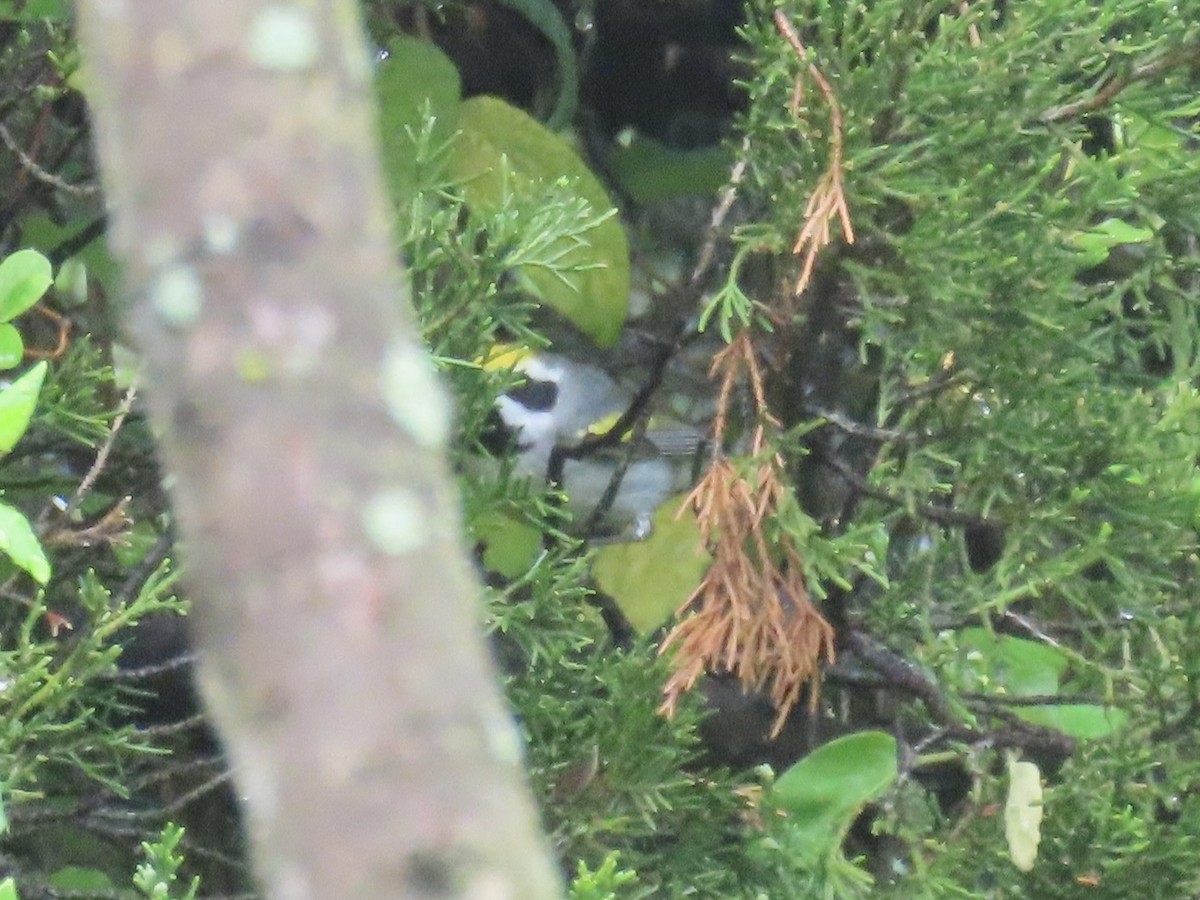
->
0, 0, 1197, 897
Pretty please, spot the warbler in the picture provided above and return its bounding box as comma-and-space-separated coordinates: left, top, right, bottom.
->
485, 345, 706, 538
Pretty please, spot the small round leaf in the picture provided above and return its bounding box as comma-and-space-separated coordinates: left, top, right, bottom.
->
0, 249, 52, 322
0, 361, 47, 454
771, 731, 898, 865
0, 324, 24, 370
450, 97, 630, 347
0, 501, 51, 584
593, 495, 709, 633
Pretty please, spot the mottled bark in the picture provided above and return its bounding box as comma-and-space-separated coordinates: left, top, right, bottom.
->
76, 2, 561, 897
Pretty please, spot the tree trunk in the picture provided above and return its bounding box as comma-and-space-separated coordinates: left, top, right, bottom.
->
75, 2, 562, 896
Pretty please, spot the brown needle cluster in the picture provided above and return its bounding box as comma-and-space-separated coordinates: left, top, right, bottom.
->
659, 14, 856, 736
659, 332, 835, 736
774, 10, 855, 297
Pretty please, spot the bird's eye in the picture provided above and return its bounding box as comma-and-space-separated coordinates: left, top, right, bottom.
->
505, 378, 559, 412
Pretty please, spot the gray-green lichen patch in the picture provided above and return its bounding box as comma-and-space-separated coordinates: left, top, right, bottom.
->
361, 489, 427, 555
150, 264, 204, 325
484, 710, 524, 767
248, 5, 320, 72
244, 302, 336, 379
203, 214, 241, 255
236, 348, 272, 383
379, 343, 451, 449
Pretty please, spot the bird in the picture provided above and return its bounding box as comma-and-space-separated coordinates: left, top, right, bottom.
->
485, 346, 705, 538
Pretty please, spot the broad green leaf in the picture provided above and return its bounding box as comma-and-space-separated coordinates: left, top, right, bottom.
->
510, 0, 576, 128
20, 215, 121, 295
608, 134, 731, 203
959, 629, 1067, 697
1004, 754, 1043, 872
0, 361, 46, 454
473, 510, 542, 579
374, 36, 461, 206
450, 96, 630, 347
0, 501, 50, 584
0, 324, 23, 370
0, 249, 51, 322
53, 257, 88, 307
1069, 218, 1154, 269
771, 731, 898, 865
593, 496, 709, 633
0, 0, 70, 20
0, 876, 16, 900
49, 868, 113, 892
1016, 704, 1128, 740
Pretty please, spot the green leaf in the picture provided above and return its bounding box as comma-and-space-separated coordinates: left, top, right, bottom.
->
1069, 218, 1154, 269
1015, 704, 1128, 740
374, 36, 461, 206
592, 495, 709, 633
0, 501, 50, 584
0, 324, 23, 370
53, 257, 88, 307
608, 134, 731, 203
473, 510, 543, 579
450, 96, 630, 347
0, 0, 70, 20
0, 249, 51, 323
501, 0, 577, 129
771, 731, 898, 865
20, 215, 121, 295
0, 361, 46, 453
1004, 754, 1043, 872
49, 868, 113, 892
959, 629, 1067, 697
0, 876, 17, 900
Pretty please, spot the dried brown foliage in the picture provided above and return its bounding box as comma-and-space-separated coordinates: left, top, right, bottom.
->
774, 10, 854, 297
660, 333, 835, 736
659, 17, 858, 735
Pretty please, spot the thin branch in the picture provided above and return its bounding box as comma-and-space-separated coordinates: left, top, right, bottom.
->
66, 376, 139, 519
845, 629, 1078, 758
1040, 37, 1200, 123
688, 135, 752, 294
820, 452, 994, 528
0, 120, 100, 196
803, 402, 908, 443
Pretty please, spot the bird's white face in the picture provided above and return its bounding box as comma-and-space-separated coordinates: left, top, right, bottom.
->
494, 393, 558, 476
496, 353, 625, 462
489, 350, 699, 537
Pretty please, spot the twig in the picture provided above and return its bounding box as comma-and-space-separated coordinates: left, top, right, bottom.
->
845, 629, 1078, 757
999, 609, 1070, 653
820, 452, 994, 527
65, 376, 139, 519
579, 412, 652, 536
844, 630, 961, 726
0, 120, 100, 196
962, 691, 1109, 707
111, 528, 174, 609
162, 767, 236, 815
1040, 38, 1200, 123
102, 650, 196, 682
803, 402, 908, 443
688, 135, 752, 294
